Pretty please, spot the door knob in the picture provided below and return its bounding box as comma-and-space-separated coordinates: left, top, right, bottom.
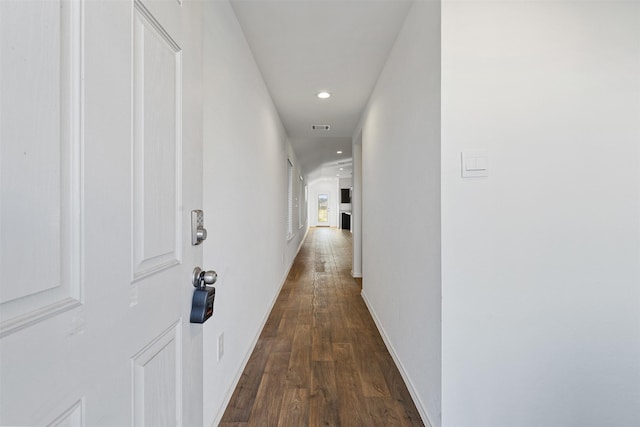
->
192, 267, 217, 288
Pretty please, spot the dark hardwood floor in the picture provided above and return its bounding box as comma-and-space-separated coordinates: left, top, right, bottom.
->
219, 227, 424, 427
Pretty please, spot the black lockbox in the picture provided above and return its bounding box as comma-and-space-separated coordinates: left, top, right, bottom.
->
190, 287, 215, 323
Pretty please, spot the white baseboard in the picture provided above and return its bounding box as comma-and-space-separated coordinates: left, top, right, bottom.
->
360, 289, 436, 427
210, 227, 309, 427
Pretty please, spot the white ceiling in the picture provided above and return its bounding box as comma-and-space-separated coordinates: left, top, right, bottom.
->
230, 0, 413, 180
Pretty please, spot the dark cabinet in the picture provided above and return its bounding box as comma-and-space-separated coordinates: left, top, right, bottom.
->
340, 188, 351, 203
341, 212, 351, 230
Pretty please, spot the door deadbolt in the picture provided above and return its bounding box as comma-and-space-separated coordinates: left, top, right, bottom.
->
191, 210, 207, 245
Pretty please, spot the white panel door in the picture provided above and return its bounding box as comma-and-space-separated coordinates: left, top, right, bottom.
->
0, 1, 204, 426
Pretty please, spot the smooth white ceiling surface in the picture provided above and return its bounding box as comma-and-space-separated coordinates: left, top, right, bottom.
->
230, 0, 413, 178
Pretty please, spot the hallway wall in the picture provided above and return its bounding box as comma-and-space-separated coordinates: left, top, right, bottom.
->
356, 1, 442, 425
201, 2, 307, 425
441, 2, 640, 426
357, 1, 639, 427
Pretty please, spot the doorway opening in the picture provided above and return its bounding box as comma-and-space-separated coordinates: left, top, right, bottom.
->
317, 194, 329, 225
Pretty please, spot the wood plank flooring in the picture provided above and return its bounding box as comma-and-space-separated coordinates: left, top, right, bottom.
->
219, 227, 424, 427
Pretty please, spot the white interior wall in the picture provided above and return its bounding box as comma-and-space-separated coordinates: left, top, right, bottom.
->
339, 177, 353, 189
356, 1, 442, 425
352, 136, 363, 278
201, 2, 307, 425
441, 2, 640, 426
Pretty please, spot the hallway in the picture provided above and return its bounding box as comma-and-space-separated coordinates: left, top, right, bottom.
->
219, 228, 424, 426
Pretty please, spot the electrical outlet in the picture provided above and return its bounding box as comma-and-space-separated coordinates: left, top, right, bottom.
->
217, 332, 224, 361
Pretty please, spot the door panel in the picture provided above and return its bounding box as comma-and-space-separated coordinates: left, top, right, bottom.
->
132, 1, 182, 281
0, 0, 82, 336
132, 321, 182, 427
0, 1, 203, 425
48, 399, 84, 427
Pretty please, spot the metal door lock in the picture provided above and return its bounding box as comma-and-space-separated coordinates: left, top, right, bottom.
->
192, 267, 217, 288
191, 210, 207, 245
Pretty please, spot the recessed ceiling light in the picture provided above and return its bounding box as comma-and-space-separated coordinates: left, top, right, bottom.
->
337, 151, 342, 154
317, 91, 331, 99
339, 168, 344, 170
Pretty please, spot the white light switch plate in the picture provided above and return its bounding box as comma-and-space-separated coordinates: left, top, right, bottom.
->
461, 150, 489, 178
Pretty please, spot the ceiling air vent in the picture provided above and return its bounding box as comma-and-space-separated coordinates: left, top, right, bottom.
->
312, 125, 330, 131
